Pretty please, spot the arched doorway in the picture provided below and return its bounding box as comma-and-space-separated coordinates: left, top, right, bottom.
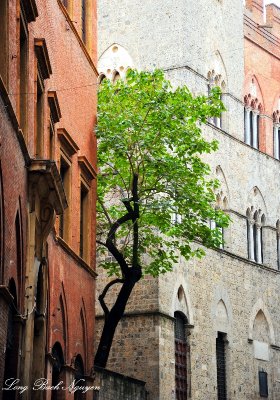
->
3, 279, 20, 400
74, 355, 85, 400
51, 342, 64, 400
32, 262, 48, 399
174, 311, 189, 400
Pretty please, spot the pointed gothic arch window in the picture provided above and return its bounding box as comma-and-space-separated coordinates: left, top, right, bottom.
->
207, 70, 226, 129
244, 78, 263, 149
247, 208, 265, 263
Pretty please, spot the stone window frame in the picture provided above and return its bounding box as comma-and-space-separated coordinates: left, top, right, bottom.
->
244, 95, 263, 150
47, 91, 61, 160
246, 207, 265, 264
34, 38, 52, 158
207, 70, 226, 129
57, 129, 78, 243
78, 156, 96, 262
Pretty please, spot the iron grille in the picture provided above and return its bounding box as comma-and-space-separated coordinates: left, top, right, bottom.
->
216, 332, 227, 400
175, 313, 188, 399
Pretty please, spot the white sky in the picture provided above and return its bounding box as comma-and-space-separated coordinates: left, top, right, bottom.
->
264, 0, 280, 6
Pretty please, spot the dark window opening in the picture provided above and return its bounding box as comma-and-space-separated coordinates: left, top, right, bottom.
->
51, 342, 64, 400
249, 111, 253, 146
49, 115, 55, 160
277, 127, 280, 159
175, 312, 188, 400
277, 232, 280, 270
3, 279, 19, 400
35, 75, 44, 157
74, 355, 85, 400
259, 370, 268, 397
216, 332, 227, 400
59, 157, 70, 239
79, 183, 89, 259
253, 223, 257, 262
81, 0, 86, 43
247, 219, 250, 259
257, 114, 260, 149
0, 162, 4, 282
15, 212, 23, 309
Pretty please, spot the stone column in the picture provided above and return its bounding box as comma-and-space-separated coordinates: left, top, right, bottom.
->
244, 108, 251, 144
252, 112, 258, 149
274, 125, 279, 159
256, 223, 262, 264
248, 220, 255, 261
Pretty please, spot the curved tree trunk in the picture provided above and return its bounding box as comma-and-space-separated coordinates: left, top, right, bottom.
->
94, 271, 140, 368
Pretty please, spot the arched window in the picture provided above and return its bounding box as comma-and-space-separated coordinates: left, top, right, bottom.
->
244, 78, 263, 149
207, 70, 226, 129
3, 279, 20, 400
74, 355, 85, 400
112, 71, 120, 84
98, 73, 106, 85
247, 208, 265, 263
51, 342, 64, 400
174, 312, 188, 400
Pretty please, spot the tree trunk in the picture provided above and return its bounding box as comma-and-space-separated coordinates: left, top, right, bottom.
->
94, 271, 140, 368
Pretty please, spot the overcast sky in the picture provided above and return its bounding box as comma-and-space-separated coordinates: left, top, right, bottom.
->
264, 0, 280, 6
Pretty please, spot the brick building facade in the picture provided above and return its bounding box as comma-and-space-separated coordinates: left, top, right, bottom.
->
0, 1, 97, 399
96, 0, 280, 399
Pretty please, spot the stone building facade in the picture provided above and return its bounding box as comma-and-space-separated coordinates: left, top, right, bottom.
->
96, 0, 280, 399
0, 0, 97, 399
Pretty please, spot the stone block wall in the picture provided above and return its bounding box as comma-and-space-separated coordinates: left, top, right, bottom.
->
94, 367, 147, 400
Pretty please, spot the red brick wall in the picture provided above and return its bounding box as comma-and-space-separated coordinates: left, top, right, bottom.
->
0, 0, 97, 394
244, 1, 280, 156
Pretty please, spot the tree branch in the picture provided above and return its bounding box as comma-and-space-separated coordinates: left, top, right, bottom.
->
99, 278, 124, 317
132, 174, 139, 268
106, 212, 134, 277
97, 196, 113, 227
96, 240, 107, 247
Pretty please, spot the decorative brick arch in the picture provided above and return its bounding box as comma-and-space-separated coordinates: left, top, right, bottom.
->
248, 299, 275, 344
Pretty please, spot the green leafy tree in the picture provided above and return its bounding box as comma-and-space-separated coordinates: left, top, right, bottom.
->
94, 69, 229, 368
